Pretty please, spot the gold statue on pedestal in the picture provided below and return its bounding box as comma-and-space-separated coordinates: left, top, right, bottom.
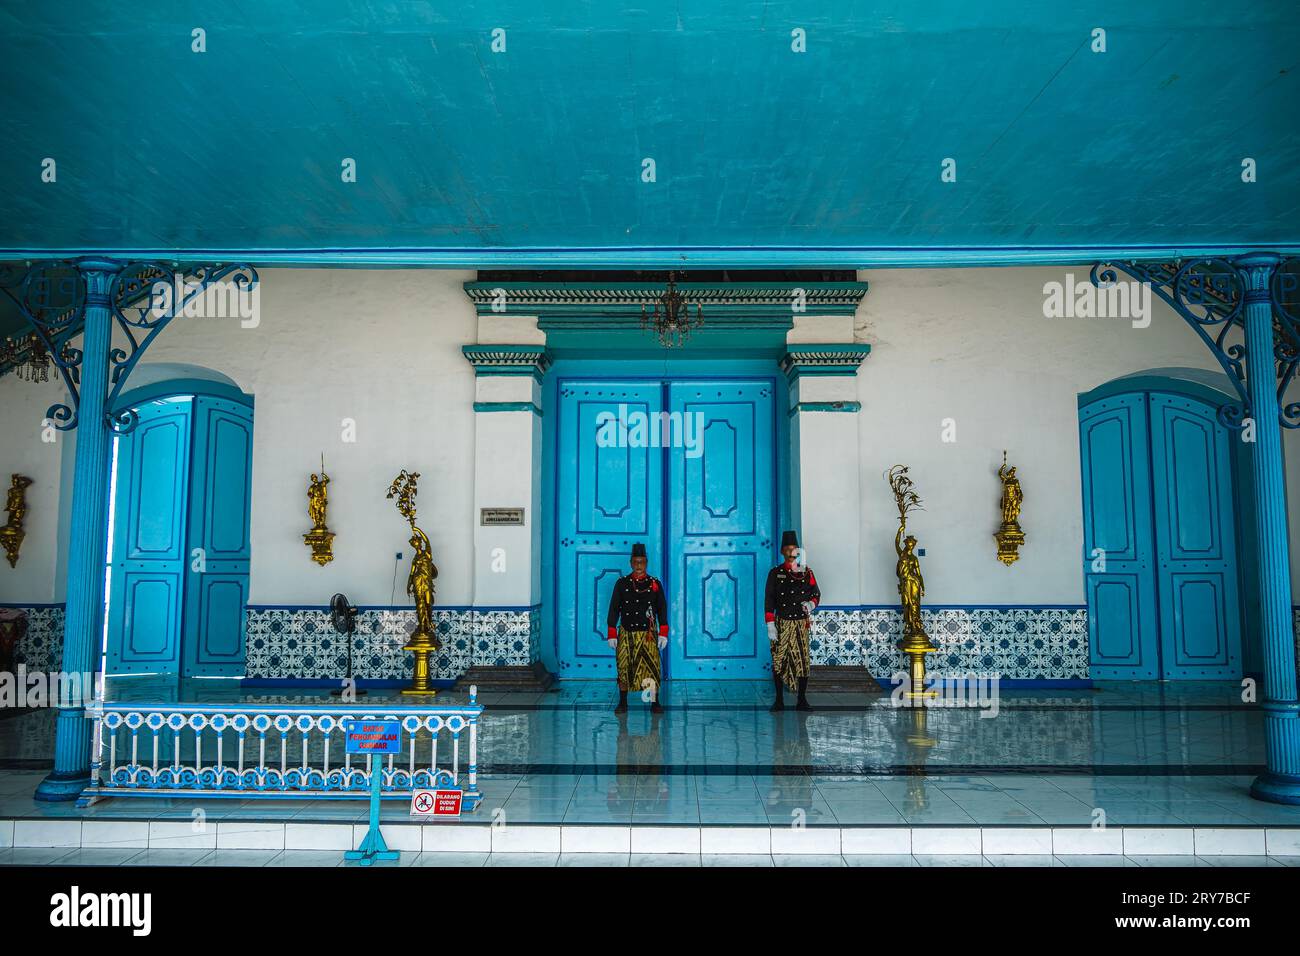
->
302, 457, 335, 566
0, 474, 34, 569
887, 465, 936, 701
994, 451, 1026, 566
387, 469, 439, 696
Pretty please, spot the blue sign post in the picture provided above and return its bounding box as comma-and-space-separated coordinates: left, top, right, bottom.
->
343, 719, 402, 866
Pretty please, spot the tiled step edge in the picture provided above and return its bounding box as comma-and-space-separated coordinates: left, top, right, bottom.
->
2, 821, 1298, 857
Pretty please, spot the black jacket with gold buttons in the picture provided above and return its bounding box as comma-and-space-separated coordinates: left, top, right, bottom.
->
607, 574, 669, 639
764, 564, 821, 622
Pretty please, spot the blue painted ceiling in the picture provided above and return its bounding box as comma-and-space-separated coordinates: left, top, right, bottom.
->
0, 1, 1297, 266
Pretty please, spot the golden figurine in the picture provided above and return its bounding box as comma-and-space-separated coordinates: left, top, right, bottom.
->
407, 527, 437, 641
994, 451, 1026, 566
0, 474, 34, 569
387, 469, 439, 695
302, 456, 335, 566
887, 465, 936, 700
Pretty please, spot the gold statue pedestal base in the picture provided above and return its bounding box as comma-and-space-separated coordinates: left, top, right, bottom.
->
898, 630, 938, 702
401, 631, 441, 696
0, 525, 23, 569
302, 527, 335, 566
994, 524, 1025, 566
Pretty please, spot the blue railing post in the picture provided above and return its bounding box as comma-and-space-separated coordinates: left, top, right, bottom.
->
1239, 253, 1300, 805
35, 259, 121, 802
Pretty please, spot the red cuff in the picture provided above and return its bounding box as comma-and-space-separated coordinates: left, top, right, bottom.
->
764, 612, 775, 623
608, 627, 617, 640
658, 625, 669, 637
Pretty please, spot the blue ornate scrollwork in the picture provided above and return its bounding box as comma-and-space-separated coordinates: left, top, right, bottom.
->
1269, 258, 1300, 429
104, 261, 259, 433
0, 259, 259, 433
1089, 258, 1300, 430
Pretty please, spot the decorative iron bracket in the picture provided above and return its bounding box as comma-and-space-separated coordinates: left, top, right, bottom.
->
1090, 257, 1300, 429
0, 260, 258, 432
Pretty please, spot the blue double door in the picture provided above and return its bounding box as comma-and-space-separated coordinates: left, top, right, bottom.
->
556, 378, 776, 680
106, 394, 254, 678
1080, 390, 1244, 679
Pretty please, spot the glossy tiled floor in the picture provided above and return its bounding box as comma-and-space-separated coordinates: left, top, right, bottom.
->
2, 680, 1299, 829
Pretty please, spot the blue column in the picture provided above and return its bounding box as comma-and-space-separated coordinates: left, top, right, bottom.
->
1238, 254, 1300, 805
34, 259, 120, 802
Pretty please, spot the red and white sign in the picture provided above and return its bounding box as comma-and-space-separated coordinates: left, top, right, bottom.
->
410, 788, 463, 818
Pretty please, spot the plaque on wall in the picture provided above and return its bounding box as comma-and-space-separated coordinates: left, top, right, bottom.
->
480, 507, 525, 526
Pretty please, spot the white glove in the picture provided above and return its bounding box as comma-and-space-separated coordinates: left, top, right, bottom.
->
607, 638, 618, 649
802, 601, 816, 617
657, 635, 668, 651
766, 621, 777, 643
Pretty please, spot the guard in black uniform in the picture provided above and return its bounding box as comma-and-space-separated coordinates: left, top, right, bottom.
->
606, 543, 669, 713
764, 530, 821, 711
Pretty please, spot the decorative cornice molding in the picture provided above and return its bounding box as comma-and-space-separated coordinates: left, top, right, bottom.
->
780, 343, 872, 378
461, 344, 551, 378
462, 281, 868, 321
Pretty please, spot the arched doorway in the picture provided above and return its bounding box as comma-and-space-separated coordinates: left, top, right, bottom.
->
102, 377, 254, 679
1078, 369, 1257, 680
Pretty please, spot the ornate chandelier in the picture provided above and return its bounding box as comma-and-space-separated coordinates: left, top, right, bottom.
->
641, 272, 703, 348
0, 333, 52, 383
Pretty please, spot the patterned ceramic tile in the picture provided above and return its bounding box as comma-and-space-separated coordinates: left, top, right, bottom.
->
813, 607, 1088, 680
245, 606, 534, 681
0, 605, 64, 673
222, 602, 1300, 683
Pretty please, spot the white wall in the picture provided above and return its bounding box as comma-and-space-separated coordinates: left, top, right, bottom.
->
852, 266, 1259, 606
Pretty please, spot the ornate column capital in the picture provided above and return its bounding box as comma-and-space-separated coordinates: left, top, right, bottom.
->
461, 344, 551, 380
779, 343, 871, 380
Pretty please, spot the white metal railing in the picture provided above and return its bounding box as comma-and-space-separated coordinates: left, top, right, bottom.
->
76, 689, 482, 809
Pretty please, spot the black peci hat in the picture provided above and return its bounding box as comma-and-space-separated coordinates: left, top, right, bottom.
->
631, 543, 647, 558
781, 530, 799, 549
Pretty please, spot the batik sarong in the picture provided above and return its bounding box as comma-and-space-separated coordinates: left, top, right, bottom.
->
616, 627, 662, 695
771, 618, 811, 692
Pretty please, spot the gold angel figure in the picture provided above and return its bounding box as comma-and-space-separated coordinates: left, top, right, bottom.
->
998, 453, 1023, 528
5, 474, 32, 527
407, 526, 439, 641
895, 525, 926, 638
307, 472, 330, 530
886, 465, 927, 638
994, 451, 1026, 565
1, 474, 34, 568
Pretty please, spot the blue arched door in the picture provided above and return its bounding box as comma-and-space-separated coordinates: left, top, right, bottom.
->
105, 390, 253, 678
1080, 385, 1243, 679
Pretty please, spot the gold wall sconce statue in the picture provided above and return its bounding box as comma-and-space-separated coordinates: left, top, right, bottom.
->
887, 465, 936, 701
0, 474, 34, 569
994, 451, 1026, 566
303, 455, 335, 566
387, 469, 439, 696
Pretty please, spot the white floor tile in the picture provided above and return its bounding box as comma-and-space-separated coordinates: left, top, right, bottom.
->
911, 827, 981, 855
